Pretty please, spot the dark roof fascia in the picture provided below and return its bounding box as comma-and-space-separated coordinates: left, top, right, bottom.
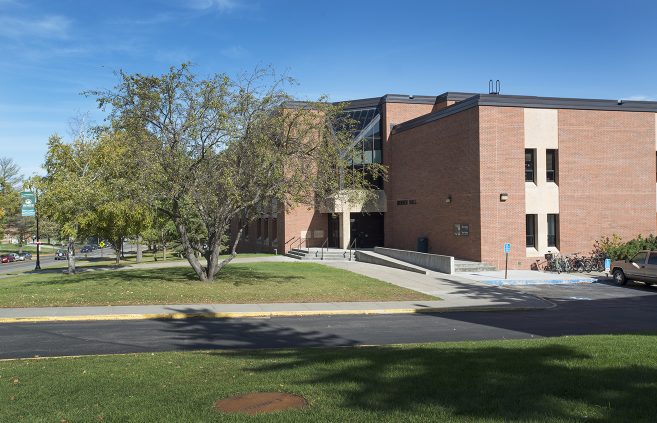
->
392, 94, 657, 134
434, 92, 478, 103
392, 95, 481, 134
338, 97, 382, 110
477, 94, 657, 112
380, 94, 437, 105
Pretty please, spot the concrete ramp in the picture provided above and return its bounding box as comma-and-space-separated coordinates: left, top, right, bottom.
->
355, 250, 430, 274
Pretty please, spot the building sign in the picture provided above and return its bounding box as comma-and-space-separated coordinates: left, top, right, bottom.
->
504, 243, 511, 253
454, 223, 470, 237
396, 199, 417, 206
20, 191, 36, 217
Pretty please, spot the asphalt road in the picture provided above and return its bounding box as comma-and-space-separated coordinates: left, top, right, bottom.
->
0, 247, 116, 275
1, 281, 657, 359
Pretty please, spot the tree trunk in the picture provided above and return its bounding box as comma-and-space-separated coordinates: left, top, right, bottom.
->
174, 219, 207, 281
66, 237, 76, 274
136, 236, 143, 263
211, 228, 242, 279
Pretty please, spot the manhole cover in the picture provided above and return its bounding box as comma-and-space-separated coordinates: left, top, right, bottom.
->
214, 392, 307, 415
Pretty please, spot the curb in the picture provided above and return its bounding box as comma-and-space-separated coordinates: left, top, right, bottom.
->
0, 303, 554, 324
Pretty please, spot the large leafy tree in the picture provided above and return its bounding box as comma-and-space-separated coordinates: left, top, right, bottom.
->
40, 130, 154, 272
90, 65, 383, 282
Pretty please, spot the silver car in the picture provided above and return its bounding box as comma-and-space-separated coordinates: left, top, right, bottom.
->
611, 250, 657, 286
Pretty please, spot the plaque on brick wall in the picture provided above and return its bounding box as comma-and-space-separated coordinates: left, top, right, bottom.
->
313, 230, 324, 239
453, 224, 461, 236
460, 224, 469, 236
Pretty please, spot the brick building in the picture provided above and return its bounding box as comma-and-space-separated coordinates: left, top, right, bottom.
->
233, 92, 657, 269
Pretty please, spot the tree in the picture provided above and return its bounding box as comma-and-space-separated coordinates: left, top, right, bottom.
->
0, 157, 22, 189
90, 64, 384, 282
40, 129, 155, 271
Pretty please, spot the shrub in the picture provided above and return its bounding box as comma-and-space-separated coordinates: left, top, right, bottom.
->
593, 234, 657, 260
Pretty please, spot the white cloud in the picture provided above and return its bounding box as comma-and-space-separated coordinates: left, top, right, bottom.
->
186, 0, 241, 12
0, 15, 72, 39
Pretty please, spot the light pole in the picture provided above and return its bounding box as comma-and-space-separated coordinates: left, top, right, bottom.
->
34, 188, 41, 271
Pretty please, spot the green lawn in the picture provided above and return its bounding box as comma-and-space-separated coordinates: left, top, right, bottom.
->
0, 262, 433, 307
1, 335, 656, 422
0, 243, 57, 255
44, 252, 273, 269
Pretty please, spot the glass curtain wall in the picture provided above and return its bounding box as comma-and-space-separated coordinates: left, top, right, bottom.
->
345, 107, 383, 188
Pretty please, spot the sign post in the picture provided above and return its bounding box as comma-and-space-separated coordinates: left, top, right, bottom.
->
503, 243, 511, 279
604, 258, 611, 275
20, 191, 40, 270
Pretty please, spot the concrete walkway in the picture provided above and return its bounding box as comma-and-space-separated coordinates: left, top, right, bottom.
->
323, 261, 553, 310
0, 259, 553, 323
456, 270, 596, 286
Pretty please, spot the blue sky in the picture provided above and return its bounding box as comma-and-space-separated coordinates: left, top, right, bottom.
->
1, 0, 656, 176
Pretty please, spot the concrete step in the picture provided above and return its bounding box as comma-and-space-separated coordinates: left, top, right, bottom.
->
286, 249, 355, 261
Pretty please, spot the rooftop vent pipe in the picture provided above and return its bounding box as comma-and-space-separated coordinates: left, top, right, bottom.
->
489, 79, 501, 95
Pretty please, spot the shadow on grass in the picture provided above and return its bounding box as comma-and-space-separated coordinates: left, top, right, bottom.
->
21, 265, 304, 287
215, 341, 657, 421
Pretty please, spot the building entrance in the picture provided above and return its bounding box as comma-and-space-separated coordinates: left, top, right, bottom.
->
350, 212, 384, 248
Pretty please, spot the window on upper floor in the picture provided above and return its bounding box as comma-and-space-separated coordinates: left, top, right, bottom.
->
525, 149, 536, 183
546, 149, 558, 183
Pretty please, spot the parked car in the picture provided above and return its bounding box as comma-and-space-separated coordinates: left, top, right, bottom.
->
10, 253, 23, 261
1, 254, 13, 263
80, 245, 93, 253
18, 252, 32, 260
54, 250, 68, 260
611, 250, 657, 286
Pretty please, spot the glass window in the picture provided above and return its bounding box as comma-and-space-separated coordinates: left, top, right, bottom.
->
263, 219, 269, 241
526, 214, 537, 248
525, 149, 536, 183
272, 218, 278, 241
547, 214, 558, 247
256, 218, 262, 239
648, 252, 657, 265
546, 149, 558, 182
631, 252, 647, 265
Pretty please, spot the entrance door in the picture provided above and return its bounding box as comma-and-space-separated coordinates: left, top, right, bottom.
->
349, 212, 384, 248
327, 214, 340, 248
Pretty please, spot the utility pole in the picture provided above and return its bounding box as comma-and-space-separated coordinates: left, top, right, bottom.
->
34, 188, 41, 270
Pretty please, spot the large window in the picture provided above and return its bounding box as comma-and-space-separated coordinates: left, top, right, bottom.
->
526, 214, 537, 248
525, 149, 536, 183
345, 107, 383, 189
263, 219, 269, 241
546, 149, 558, 183
272, 218, 278, 242
256, 218, 262, 239
547, 214, 559, 247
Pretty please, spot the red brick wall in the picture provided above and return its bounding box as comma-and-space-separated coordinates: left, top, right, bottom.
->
478, 106, 526, 269
385, 107, 482, 260
558, 109, 656, 254
281, 206, 328, 253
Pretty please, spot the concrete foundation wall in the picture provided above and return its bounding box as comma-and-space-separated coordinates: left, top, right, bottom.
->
374, 247, 455, 274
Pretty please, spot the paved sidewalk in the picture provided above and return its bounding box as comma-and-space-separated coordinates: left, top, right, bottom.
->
456, 270, 595, 286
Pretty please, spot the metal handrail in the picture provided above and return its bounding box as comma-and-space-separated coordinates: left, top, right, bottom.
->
348, 238, 357, 261
295, 237, 308, 253
319, 238, 329, 260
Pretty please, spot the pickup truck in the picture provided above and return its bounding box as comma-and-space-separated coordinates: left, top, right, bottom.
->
611, 250, 657, 286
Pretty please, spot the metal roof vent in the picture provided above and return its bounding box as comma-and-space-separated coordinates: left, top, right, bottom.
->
488, 80, 501, 95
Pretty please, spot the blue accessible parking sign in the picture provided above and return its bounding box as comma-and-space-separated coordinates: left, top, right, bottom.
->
504, 243, 511, 253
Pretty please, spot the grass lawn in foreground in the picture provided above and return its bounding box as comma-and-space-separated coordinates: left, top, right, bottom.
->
1, 335, 656, 422
0, 262, 433, 307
